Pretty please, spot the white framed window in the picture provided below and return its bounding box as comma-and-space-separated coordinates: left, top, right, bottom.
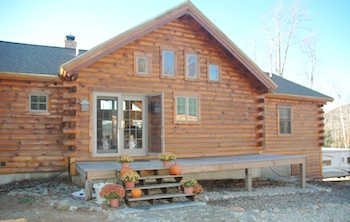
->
134, 51, 152, 76
162, 50, 175, 76
175, 96, 199, 122
186, 54, 198, 79
29, 94, 48, 112
278, 106, 292, 135
208, 64, 220, 81
136, 56, 150, 75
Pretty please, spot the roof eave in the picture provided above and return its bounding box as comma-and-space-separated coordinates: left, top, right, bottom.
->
265, 92, 334, 103
0, 71, 61, 82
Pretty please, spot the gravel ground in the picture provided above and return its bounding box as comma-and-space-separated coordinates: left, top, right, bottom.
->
0, 177, 349, 222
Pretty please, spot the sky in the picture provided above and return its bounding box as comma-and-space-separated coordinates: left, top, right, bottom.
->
0, 0, 349, 112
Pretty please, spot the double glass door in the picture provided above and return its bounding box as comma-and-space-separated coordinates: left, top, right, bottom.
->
93, 92, 163, 157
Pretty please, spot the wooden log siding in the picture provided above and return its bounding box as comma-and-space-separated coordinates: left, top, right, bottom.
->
264, 96, 325, 179
62, 16, 268, 162
0, 79, 68, 174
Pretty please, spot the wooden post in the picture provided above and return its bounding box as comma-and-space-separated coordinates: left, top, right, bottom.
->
245, 168, 252, 192
85, 180, 92, 200
70, 157, 76, 176
299, 163, 306, 188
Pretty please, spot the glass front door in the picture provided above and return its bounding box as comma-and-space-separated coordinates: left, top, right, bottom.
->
121, 96, 145, 156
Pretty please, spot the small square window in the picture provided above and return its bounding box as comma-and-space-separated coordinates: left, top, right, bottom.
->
186, 54, 198, 79
136, 56, 149, 75
163, 51, 175, 76
209, 64, 220, 81
29, 94, 48, 112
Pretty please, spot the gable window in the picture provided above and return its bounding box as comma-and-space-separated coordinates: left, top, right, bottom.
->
186, 54, 198, 79
134, 51, 152, 76
175, 96, 199, 122
162, 50, 175, 76
279, 106, 292, 134
136, 56, 149, 75
29, 94, 48, 112
208, 64, 220, 81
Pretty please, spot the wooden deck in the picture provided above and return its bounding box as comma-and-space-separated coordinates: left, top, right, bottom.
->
76, 154, 306, 200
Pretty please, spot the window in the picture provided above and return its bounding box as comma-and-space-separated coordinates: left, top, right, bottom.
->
134, 51, 152, 76
162, 50, 175, 76
279, 106, 292, 134
136, 56, 149, 75
29, 94, 48, 112
186, 54, 198, 79
208, 64, 220, 81
175, 96, 199, 122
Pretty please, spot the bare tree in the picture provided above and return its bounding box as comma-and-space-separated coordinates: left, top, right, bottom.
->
263, 0, 308, 77
302, 36, 317, 89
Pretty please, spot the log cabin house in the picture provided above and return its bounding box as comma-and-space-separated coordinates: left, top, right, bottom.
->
0, 2, 332, 184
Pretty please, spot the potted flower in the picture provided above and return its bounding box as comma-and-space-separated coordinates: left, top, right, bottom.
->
180, 178, 198, 194
117, 154, 134, 169
99, 184, 125, 208
158, 152, 176, 167
121, 171, 140, 188
193, 183, 204, 199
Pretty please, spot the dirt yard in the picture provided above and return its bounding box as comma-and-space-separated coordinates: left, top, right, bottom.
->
0, 178, 349, 222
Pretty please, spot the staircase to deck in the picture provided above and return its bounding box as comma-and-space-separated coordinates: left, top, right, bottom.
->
122, 168, 195, 207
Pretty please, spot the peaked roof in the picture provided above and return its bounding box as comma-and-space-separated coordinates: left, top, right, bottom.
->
0, 41, 83, 75
59, 1, 277, 91
270, 73, 333, 101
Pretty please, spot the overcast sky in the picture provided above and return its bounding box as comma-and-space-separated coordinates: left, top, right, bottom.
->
1, 0, 349, 111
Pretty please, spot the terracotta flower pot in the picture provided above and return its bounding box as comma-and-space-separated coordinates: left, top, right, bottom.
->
162, 161, 171, 167
109, 198, 120, 208
124, 181, 135, 188
121, 162, 130, 169
183, 187, 193, 194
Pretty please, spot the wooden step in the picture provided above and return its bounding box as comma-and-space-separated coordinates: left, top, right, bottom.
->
138, 174, 183, 185
139, 174, 183, 180
124, 192, 195, 207
125, 182, 181, 191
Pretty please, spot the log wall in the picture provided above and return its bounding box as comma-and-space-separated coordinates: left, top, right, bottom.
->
264, 95, 325, 179
0, 78, 68, 174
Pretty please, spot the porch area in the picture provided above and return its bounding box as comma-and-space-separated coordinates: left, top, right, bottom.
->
75, 154, 306, 201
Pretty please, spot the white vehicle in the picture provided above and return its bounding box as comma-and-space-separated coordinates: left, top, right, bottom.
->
322, 148, 350, 178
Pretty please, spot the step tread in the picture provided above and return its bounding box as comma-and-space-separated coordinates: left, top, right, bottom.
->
139, 174, 183, 180
125, 192, 195, 202
126, 182, 181, 191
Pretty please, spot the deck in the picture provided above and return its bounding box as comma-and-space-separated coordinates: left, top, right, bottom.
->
75, 154, 306, 200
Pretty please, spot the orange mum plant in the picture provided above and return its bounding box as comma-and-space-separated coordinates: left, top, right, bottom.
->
193, 183, 204, 194
99, 184, 125, 200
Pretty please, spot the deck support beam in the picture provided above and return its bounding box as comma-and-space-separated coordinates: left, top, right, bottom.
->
245, 168, 253, 192
300, 163, 306, 188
